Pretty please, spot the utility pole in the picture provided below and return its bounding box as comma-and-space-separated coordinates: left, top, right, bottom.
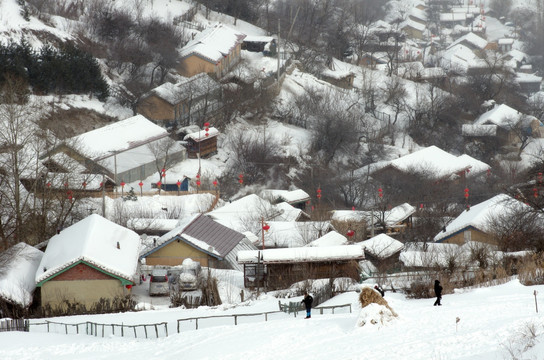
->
277, 19, 280, 83
101, 174, 106, 217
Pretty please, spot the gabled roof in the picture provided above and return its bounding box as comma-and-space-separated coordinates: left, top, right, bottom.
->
36, 214, 140, 285
361, 233, 404, 259
144, 73, 220, 106
259, 221, 334, 248
448, 32, 488, 50
474, 104, 522, 128
306, 231, 348, 247
434, 194, 531, 242
180, 23, 246, 63
261, 188, 311, 205
140, 214, 246, 260
331, 203, 416, 226
71, 115, 167, 159
274, 202, 310, 222
386, 146, 471, 180
237, 244, 365, 264
0, 243, 43, 307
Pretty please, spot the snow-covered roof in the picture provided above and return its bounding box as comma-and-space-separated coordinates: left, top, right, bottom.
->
456, 154, 491, 176
237, 244, 364, 264
259, 221, 334, 248
183, 127, 220, 142
400, 243, 462, 267
70, 115, 167, 159
384, 146, 471, 180
331, 203, 416, 227
441, 44, 480, 71
207, 194, 279, 232
448, 32, 488, 50
306, 231, 348, 247
261, 189, 311, 204
180, 23, 246, 63
434, 194, 531, 242
462, 124, 498, 137
440, 12, 470, 22
0, 243, 43, 307
126, 218, 181, 233
452, 5, 481, 14
474, 104, 521, 128
146, 73, 219, 105
400, 19, 426, 32
275, 202, 309, 222
361, 234, 404, 259
36, 214, 140, 284
516, 72, 542, 84
243, 35, 275, 43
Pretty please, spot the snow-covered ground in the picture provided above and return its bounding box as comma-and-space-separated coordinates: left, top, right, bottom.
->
2, 279, 544, 360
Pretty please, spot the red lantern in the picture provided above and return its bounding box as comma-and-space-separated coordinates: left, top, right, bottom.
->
464, 188, 469, 199
378, 188, 383, 198
177, 180, 181, 188
238, 173, 244, 184
46, 182, 51, 188
317, 188, 322, 199
157, 181, 162, 188
138, 181, 143, 188
120, 181, 126, 188
204, 122, 210, 127
262, 223, 270, 232
100, 182, 103, 187
352, 206, 355, 211
346, 229, 355, 237
534, 188, 538, 198
82, 181, 87, 188
420, 203, 424, 209
196, 180, 201, 187
213, 180, 218, 187
125, 284, 132, 289
196, 173, 200, 179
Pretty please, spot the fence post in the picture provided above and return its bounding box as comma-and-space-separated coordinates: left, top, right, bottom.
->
47, 321, 50, 333
144, 325, 148, 339
164, 323, 168, 337
177, 320, 180, 333
121, 324, 124, 337
102, 324, 105, 337
65, 324, 68, 334
154, 324, 158, 338
133, 326, 137, 338
195, 319, 198, 330
234, 315, 237, 326
112, 324, 115, 335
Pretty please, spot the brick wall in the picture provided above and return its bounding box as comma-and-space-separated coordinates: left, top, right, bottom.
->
52, 262, 112, 281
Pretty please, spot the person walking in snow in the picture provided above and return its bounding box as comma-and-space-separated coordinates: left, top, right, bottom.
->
301, 291, 313, 318
433, 280, 442, 306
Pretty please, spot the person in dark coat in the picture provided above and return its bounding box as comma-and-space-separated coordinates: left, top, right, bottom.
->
301, 291, 313, 318
374, 284, 385, 297
433, 280, 442, 306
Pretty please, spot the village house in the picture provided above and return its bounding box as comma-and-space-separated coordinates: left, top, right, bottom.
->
0, 243, 43, 317
139, 214, 256, 271
137, 73, 222, 128
260, 188, 311, 211
242, 35, 276, 55
257, 221, 335, 249
44, 115, 186, 185
177, 24, 246, 78
433, 194, 532, 247
35, 214, 140, 310
361, 233, 404, 273
236, 245, 365, 290
370, 146, 484, 183
462, 103, 542, 145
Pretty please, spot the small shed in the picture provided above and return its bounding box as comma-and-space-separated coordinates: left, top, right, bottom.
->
242, 35, 276, 55
183, 127, 220, 159
237, 245, 365, 290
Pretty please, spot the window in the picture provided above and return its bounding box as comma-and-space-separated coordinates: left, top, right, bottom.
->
463, 230, 471, 243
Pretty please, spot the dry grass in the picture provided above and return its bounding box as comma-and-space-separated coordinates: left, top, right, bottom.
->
359, 287, 397, 317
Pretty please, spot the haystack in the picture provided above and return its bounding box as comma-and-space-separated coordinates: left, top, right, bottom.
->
357, 287, 397, 327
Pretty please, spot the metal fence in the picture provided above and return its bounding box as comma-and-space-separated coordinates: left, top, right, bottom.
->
29, 320, 168, 339
0, 318, 29, 332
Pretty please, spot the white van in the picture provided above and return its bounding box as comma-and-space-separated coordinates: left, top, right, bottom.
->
149, 268, 170, 296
